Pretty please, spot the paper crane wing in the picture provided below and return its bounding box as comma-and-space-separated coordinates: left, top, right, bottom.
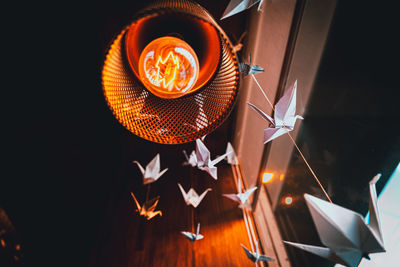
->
247, 102, 274, 125
199, 165, 218, 180
195, 139, 211, 166
368, 174, 384, 246
181, 231, 195, 241
283, 241, 355, 267
239, 187, 258, 203
130, 192, 141, 211
274, 80, 303, 127
222, 193, 241, 203
146, 154, 161, 176
258, 255, 274, 262
226, 142, 239, 165
221, 0, 262, 20
143, 196, 160, 212
155, 167, 168, 180
264, 127, 288, 144
145, 154, 168, 182
196, 234, 204, 241
193, 188, 212, 207
177, 183, 188, 202
241, 244, 257, 262
211, 151, 232, 166
145, 210, 162, 220
182, 223, 204, 242
183, 150, 197, 167
239, 54, 264, 76
133, 161, 145, 175
249, 65, 264, 75
304, 194, 366, 249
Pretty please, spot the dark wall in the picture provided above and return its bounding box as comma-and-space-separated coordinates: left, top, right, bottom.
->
2, 1, 245, 266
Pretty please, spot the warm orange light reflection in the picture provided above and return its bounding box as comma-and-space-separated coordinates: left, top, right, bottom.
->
0, 239, 5, 247
284, 196, 293, 205
15, 244, 21, 251
138, 36, 199, 99
262, 172, 274, 183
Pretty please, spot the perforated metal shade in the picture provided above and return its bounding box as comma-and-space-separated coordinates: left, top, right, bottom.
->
102, 0, 240, 144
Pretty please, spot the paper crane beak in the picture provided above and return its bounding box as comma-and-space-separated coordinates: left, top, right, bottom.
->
363, 253, 371, 260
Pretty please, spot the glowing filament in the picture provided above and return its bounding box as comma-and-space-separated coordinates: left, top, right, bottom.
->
138, 36, 199, 99
155, 51, 180, 89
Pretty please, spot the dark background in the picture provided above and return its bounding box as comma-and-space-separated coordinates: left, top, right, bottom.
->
2, 0, 399, 266
2, 0, 245, 266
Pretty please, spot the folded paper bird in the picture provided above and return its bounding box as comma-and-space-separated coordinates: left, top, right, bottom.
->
195, 139, 232, 180
241, 240, 274, 263
182, 150, 197, 167
181, 223, 204, 242
178, 183, 212, 208
133, 153, 168, 185
284, 174, 385, 267
232, 31, 247, 53
239, 53, 264, 76
221, 0, 264, 20
247, 80, 303, 144
223, 178, 257, 209
130, 192, 162, 220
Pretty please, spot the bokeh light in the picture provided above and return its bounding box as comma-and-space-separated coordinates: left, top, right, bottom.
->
262, 172, 274, 183
284, 196, 293, 205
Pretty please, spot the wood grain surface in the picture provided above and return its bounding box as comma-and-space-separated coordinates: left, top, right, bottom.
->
90, 138, 260, 267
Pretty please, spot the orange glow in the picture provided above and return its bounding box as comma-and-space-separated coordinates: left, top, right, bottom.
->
138, 36, 199, 99
284, 196, 293, 205
155, 51, 180, 88
15, 244, 21, 251
279, 174, 285, 181
1, 239, 5, 247
262, 172, 274, 183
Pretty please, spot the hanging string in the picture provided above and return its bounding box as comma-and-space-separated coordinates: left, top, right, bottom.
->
190, 168, 195, 233
145, 184, 151, 202
251, 74, 333, 203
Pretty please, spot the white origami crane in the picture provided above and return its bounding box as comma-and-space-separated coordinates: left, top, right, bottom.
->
178, 183, 212, 208
181, 223, 204, 242
232, 31, 247, 53
133, 153, 168, 185
221, 0, 264, 20
239, 54, 264, 76
182, 150, 197, 167
225, 142, 239, 165
195, 138, 232, 180
241, 240, 274, 263
223, 178, 257, 209
284, 174, 385, 267
130, 192, 162, 220
247, 80, 303, 144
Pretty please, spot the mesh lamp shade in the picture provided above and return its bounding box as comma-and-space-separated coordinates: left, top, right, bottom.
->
102, 0, 240, 144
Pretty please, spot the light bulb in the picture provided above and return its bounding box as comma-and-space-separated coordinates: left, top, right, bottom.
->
138, 36, 200, 99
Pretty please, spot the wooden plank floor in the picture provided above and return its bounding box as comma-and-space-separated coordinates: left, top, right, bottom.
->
90, 136, 257, 267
